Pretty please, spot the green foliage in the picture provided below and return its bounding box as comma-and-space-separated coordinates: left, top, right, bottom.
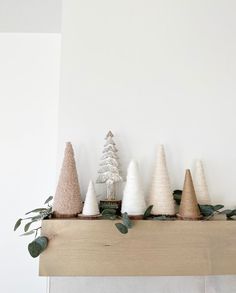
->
28, 236, 48, 258
14, 196, 53, 257
173, 190, 182, 205
199, 204, 224, 219
14, 218, 22, 231
221, 209, 236, 219
122, 212, 132, 228
153, 215, 176, 221
101, 209, 118, 220
143, 205, 153, 219
115, 223, 128, 234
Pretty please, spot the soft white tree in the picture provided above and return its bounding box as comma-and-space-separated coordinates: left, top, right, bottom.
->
148, 145, 175, 215
194, 160, 211, 205
96, 131, 122, 200
121, 160, 146, 216
82, 180, 100, 216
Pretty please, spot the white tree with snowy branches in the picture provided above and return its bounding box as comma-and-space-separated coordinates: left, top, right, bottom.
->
96, 131, 122, 200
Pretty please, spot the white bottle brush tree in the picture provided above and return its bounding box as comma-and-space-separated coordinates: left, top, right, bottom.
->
96, 131, 122, 200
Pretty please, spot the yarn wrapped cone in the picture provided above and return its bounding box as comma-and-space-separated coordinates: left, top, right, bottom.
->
82, 181, 100, 216
121, 160, 146, 216
178, 169, 202, 220
52, 142, 83, 218
148, 145, 176, 215
194, 160, 211, 205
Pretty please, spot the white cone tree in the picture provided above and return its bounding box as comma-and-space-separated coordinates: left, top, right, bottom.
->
121, 160, 146, 216
82, 181, 100, 216
52, 142, 83, 218
148, 145, 175, 215
96, 131, 122, 200
194, 160, 211, 205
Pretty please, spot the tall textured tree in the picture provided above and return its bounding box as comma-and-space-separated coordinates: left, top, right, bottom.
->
96, 131, 122, 200
148, 145, 175, 215
194, 160, 211, 205
52, 142, 83, 218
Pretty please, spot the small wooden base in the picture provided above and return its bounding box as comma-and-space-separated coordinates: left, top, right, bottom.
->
177, 214, 203, 221
78, 214, 102, 220
52, 212, 79, 219
128, 215, 144, 220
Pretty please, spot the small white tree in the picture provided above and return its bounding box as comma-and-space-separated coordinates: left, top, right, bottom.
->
121, 160, 146, 215
194, 160, 211, 205
82, 181, 100, 216
96, 131, 122, 200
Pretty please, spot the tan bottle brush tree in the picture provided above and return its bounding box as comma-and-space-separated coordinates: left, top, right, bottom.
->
178, 169, 202, 220
52, 142, 83, 218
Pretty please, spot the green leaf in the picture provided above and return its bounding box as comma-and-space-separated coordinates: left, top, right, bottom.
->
143, 205, 153, 219
199, 205, 215, 217
226, 209, 236, 218
102, 209, 116, 216
14, 218, 22, 231
25, 208, 47, 215
20, 230, 35, 236
173, 190, 182, 205
44, 196, 53, 205
122, 212, 132, 228
115, 223, 128, 234
24, 220, 37, 232
28, 236, 48, 258
102, 214, 117, 220
153, 215, 173, 221
213, 204, 224, 211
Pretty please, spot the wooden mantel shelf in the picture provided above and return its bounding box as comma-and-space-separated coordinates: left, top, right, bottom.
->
39, 219, 236, 276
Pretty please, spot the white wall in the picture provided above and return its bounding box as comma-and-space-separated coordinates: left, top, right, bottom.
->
0, 33, 61, 293
51, 0, 236, 292
0, 0, 61, 33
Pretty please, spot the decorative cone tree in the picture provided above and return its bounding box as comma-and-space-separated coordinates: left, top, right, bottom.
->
194, 160, 211, 205
52, 142, 83, 218
148, 145, 175, 216
178, 169, 202, 220
81, 180, 100, 218
121, 160, 146, 218
96, 131, 122, 200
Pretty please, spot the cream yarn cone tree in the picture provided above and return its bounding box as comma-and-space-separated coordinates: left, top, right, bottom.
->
194, 160, 211, 205
178, 169, 202, 220
148, 145, 175, 216
121, 160, 146, 217
82, 181, 100, 216
52, 142, 83, 218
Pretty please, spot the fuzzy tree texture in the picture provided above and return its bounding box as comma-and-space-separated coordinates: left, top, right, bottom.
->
52, 142, 82, 218
121, 160, 146, 216
148, 145, 175, 215
178, 169, 201, 220
82, 180, 100, 216
96, 131, 122, 200
194, 160, 211, 205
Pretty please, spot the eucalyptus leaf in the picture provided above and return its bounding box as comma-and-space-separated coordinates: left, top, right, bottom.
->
143, 205, 153, 219
28, 236, 48, 258
226, 209, 236, 218
14, 218, 22, 231
44, 196, 53, 205
102, 209, 116, 216
199, 205, 215, 217
20, 230, 35, 236
115, 223, 128, 234
102, 214, 117, 220
173, 190, 182, 205
213, 204, 224, 211
25, 208, 47, 215
24, 220, 37, 232
153, 215, 171, 221
122, 212, 132, 228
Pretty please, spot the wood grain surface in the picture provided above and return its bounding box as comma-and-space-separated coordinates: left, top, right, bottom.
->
39, 219, 236, 276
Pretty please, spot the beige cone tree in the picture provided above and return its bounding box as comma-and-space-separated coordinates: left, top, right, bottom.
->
194, 160, 211, 205
148, 145, 175, 215
178, 169, 202, 220
121, 160, 146, 217
52, 142, 83, 218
